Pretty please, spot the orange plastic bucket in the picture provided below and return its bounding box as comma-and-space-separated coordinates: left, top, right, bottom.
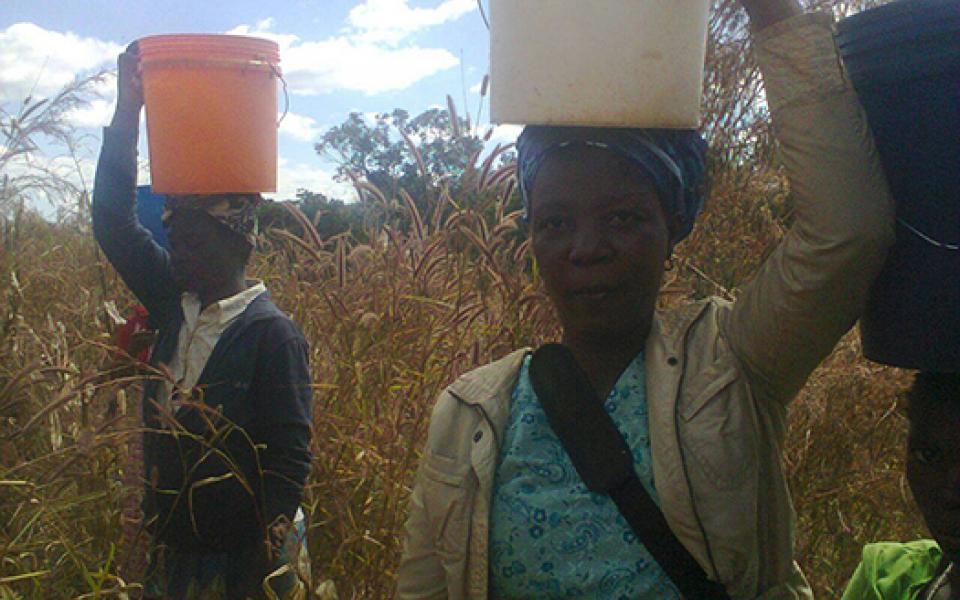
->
139, 34, 280, 194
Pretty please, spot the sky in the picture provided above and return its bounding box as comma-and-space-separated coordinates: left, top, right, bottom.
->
1, 0, 518, 213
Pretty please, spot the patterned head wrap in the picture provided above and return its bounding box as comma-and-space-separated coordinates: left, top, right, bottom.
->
162, 194, 261, 247
517, 126, 709, 244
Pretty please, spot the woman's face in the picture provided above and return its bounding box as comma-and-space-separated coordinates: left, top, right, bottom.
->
529, 146, 671, 341
907, 401, 960, 564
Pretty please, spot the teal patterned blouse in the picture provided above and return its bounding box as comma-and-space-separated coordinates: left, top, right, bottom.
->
488, 352, 681, 599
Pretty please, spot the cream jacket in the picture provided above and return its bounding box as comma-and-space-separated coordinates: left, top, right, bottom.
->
397, 12, 895, 600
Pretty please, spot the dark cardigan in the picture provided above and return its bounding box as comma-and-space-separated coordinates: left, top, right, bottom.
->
92, 125, 312, 551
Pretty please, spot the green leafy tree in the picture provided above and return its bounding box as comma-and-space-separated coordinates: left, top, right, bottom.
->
259, 189, 367, 242
315, 104, 485, 206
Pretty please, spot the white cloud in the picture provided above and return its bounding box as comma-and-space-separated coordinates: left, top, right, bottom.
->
469, 82, 482, 94
283, 38, 458, 95
137, 157, 152, 187
228, 18, 300, 52
487, 124, 522, 147
0, 22, 122, 104
229, 1, 474, 96
13, 153, 95, 188
279, 111, 323, 142
2, 149, 98, 217
268, 157, 356, 202
347, 0, 476, 45
0, 21, 128, 213
64, 98, 115, 128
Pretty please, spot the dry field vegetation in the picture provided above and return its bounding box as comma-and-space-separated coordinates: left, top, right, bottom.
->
0, 1, 924, 598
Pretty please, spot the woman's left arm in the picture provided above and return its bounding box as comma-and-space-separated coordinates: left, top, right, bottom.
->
396, 469, 449, 600
723, 10, 896, 405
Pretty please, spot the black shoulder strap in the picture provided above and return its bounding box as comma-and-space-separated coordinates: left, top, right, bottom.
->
529, 343, 731, 600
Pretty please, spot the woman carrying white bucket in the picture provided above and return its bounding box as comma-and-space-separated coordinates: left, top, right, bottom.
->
396, 0, 896, 598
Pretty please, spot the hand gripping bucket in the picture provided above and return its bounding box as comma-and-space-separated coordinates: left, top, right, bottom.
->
138, 34, 282, 194
837, 0, 960, 371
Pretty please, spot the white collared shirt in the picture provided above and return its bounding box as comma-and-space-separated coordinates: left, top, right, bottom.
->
160, 280, 266, 410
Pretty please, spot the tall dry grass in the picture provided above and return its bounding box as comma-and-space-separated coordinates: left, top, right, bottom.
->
0, 214, 143, 598
0, 1, 925, 597
0, 148, 923, 599
260, 150, 558, 597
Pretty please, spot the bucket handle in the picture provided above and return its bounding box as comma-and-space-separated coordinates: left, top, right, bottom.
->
477, 0, 490, 29
898, 218, 960, 251
265, 61, 290, 128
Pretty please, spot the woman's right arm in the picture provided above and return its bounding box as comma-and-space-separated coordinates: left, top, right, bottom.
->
721, 5, 896, 405
92, 45, 178, 321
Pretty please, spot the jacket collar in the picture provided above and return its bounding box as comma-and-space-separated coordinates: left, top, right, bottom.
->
645, 301, 711, 360
179, 280, 267, 334
150, 291, 282, 383
445, 301, 712, 443
447, 348, 530, 445
190, 291, 283, 379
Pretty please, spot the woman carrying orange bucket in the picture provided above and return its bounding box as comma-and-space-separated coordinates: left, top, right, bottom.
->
92, 41, 311, 600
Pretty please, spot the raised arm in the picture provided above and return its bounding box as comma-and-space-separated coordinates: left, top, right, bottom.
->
92, 44, 178, 321
723, 3, 896, 404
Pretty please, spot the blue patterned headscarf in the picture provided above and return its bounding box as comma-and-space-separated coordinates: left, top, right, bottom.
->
162, 193, 262, 247
517, 126, 709, 244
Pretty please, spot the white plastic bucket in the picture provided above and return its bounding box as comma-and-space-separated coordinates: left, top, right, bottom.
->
490, 0, 711, 128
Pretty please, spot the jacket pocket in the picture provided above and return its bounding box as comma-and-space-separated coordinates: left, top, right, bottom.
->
680, 360, 738, 422
419, 452, 472, 563
678, 361, 758, 490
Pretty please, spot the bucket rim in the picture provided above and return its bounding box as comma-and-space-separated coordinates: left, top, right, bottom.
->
839, 0, 960, 29
837, 13, 960, 49
838, 35, 960, 86
838, 34, 960, 63
138, 34, 280, 62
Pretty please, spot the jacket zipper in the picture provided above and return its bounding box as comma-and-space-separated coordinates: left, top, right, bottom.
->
447, 388, 497, 600
673, 308, 723, 583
